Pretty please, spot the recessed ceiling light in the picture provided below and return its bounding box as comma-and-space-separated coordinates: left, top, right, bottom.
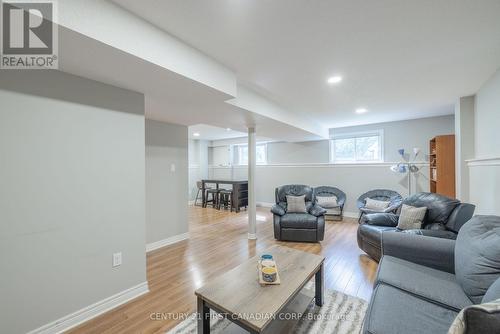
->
355, 108, 368, 114
226, 128, 232, 131
327, 76, 343, 84
193, 133, 200, 137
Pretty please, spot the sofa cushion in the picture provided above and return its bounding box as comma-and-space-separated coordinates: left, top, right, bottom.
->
280, 213, 318, 229
455, 215, 500, 304
376, 256, 472, 311
403, 192, 460, 226
364, 283, 458, 334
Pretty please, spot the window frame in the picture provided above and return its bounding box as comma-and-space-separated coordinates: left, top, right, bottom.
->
329, 129, 384, 163
233, 142, 268, 166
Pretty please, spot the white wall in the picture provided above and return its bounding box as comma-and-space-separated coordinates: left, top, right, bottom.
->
188, 139, 209, 201
468, 69, 500, 215
331, 116, 455, 162
208, 116, 454, 213
146, 121, 189, 244
455, 96, 475, 202
0, 71, 146, 334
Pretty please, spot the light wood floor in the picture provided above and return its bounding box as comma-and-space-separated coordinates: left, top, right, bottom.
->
69, 206, 378, 334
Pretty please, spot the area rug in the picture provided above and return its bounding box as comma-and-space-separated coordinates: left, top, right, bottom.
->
166, 287, 368, 334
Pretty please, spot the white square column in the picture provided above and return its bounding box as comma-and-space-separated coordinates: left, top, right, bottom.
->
247, 127, 257, 239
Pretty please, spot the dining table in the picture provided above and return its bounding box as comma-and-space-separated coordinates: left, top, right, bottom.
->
201, 179, 248, 213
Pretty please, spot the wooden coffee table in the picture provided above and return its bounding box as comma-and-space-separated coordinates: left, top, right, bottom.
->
195, 245, 325, 334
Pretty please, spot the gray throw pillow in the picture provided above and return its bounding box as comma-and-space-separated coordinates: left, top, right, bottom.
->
448, 298, 500, 334
286, 195, 307, 213
316, 195, 338, 208
365, 198, 390, 211
455, 215, 500, 304
397, 204, 427, 230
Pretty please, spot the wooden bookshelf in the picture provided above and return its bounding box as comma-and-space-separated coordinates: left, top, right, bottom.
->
429, 135, 455, 198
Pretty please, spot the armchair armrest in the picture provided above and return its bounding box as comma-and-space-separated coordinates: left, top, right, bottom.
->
271, 204, 286, 216
309, 204, 327, 217
381, 231, 456, 273
362, 213, 399, 227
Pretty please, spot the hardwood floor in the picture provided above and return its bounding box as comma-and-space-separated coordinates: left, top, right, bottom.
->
68, 206, 378, 334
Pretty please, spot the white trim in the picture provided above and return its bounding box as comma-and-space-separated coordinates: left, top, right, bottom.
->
466, 156, 500, 167
28, 282, 149, 334
257, 202, 274, 208
209, 161, 428, 169
146, 232, 189, 252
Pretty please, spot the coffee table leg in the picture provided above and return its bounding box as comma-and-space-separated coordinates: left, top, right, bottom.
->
315, 263, 324, 306
197, 297, 210, 334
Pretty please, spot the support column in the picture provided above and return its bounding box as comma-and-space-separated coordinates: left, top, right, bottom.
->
248, 127, 257, 240
455, 96, 475, 202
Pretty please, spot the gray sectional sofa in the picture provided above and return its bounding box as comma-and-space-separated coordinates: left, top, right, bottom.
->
358, 192, 475, 261
363, 215, 500, 334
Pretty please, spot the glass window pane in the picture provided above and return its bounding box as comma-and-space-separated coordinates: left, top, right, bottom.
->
355, 136, 380, 161
334, 138, 355, 161
256, 144, 266, 164
239, 146, 248, 165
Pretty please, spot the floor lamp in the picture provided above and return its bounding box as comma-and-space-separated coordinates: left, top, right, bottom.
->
390, 148, 421, 195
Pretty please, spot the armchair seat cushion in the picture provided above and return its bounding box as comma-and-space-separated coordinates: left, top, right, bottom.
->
280, 213, 318, 229
364, 283, 459, 334
376, 256, 473, 311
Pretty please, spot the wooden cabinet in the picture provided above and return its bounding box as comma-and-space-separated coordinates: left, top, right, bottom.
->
429, 135, 455, 198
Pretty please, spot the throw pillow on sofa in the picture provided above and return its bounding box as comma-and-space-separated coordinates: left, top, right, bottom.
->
397, 204, 427, 230
448, 298, 500, 334
365, 198, 390, 211
286, 195, 307, 213
316, 195, 338, 208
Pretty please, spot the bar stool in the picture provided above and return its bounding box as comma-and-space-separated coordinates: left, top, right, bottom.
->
194, 181, 212, 206
205, 188, 220, 208
218, 189, 233, 212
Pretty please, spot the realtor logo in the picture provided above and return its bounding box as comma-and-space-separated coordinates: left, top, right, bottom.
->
1, 0, 58, 69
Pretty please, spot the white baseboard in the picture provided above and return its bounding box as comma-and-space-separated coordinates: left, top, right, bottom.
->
146, 232, 189, 252
28, 282, 149, 334
257, 202, 274, 208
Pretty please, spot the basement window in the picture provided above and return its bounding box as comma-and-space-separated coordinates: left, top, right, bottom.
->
330, 130, 384, 163
234, 143, 268, 165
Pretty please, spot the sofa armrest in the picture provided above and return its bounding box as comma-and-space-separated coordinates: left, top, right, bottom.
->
271, 204, 286, 216
309, 204, 327, 217
381, 231, 456, 273
362, 213, 399, 227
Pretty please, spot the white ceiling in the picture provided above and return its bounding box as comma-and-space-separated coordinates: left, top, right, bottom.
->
58, 26, 325, 142
113, 0, 500, 128
188, 124, 246, 140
